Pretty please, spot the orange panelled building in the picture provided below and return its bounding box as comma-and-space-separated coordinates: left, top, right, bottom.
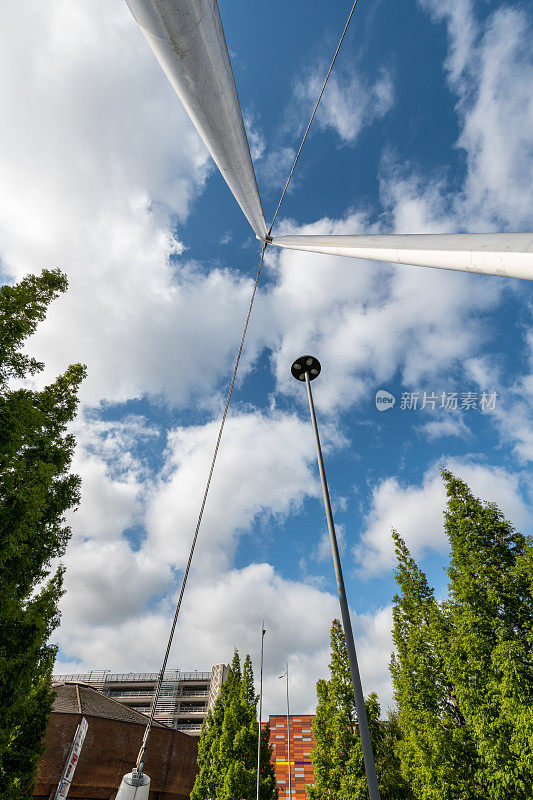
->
263, 714, 316, 799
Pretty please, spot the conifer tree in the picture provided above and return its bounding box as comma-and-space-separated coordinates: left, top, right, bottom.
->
308, 619, 411, 800
0, 269, 86, 797
191, 649, 277, 800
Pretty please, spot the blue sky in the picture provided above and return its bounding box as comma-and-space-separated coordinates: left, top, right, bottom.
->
1, 0, 532, 715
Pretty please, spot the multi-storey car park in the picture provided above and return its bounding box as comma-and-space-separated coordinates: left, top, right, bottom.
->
51, 664, 229, 737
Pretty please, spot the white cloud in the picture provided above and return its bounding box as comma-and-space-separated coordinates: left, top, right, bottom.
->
263, 212, 501, 414
53, 407, 323, 655
391, 0, 533, 232
417, 416, 471, 441
144, 410, 323, 576
0, 1, 279, 407
55, 559, 395, 716
466, 347, 533, 463
295, 64, 394, 145
14, 0, 530, 721
258, 146, 296, 193
68, 414, 157, 540
355, 459, 533, 575
243, 110, 266, 162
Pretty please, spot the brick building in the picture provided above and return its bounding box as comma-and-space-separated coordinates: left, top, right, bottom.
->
34, 681, 199, 800
264, 714, 316, 799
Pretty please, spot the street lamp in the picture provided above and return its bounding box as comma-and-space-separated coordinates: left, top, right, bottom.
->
291, 355, 381, 800
278, 662, 291, 800
256, 623, 266, 800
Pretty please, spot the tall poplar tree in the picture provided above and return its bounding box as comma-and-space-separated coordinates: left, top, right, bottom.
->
308, 619, 412, 800
390, 531, 483, 799
191, 650, 277, 800
0, 269, 86, 798
442, 470, 533, 797
390, 470, 533, 799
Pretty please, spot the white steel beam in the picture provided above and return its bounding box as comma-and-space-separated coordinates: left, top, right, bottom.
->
125, 0, 267, 239
269, 233, 533, 280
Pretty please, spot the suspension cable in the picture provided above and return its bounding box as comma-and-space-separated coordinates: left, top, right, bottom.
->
134, 242, 267, 775
135, 0, 360, 776
268, 0, 360, 236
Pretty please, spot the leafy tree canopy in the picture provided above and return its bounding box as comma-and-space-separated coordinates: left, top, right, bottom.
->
308, 619, 413, 800
0, 269, 85, 798
390, 470, 533, 800
191, 649, 278, 800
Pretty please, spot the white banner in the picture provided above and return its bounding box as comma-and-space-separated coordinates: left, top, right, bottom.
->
54, 717, 88, 799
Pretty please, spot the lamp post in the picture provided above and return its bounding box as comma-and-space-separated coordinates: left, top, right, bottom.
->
256, 623, 266, 800
291, 355, 381, 800
278, 662, 291, 800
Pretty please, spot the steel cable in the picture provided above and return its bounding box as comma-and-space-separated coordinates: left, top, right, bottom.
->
268, 0, 360, 236
135, 0, 360, 775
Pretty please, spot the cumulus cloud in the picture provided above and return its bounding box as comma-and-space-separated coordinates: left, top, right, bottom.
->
55, 559, 394, 716
384, 0, 533, 232
144, 410, 324, 576
0, 1, 278, 407
54, 406, 395, 711
54, 408, 323, 652
465, 342, 533, 464
68, 414, 157, 539
295, 64, 394, 145
355, 459, 533, 575
8, 0, 530, 718
263, 212, 501, 413
417, 416, 471, 441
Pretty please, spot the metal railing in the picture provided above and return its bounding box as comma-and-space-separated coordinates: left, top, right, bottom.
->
52, 670, 212, 684
105, 689, 179, 698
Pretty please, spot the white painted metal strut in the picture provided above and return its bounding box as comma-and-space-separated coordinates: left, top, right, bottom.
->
268, 233, 533, 280
125, 0, 267, 239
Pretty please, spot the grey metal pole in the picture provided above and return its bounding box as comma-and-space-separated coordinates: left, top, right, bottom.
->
303, 368, 381, 800
286, 661, 291, 800
256, 624, 266, 800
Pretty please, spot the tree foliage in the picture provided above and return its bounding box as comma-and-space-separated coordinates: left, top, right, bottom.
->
0, 269, 85, 798
390, 470, 533, 799
308, 619, 412, 800
191, 649, 278, 800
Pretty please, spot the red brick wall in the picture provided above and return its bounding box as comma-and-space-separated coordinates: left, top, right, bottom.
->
34, 712, 198, 800
263, 715, 315, 800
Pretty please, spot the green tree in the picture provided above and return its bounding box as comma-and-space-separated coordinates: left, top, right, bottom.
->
390, 530, 483, 800
442, 470, 533, 797
308, 619, 412, 800
0, 269, 86, 798
191, 649, 277, 800
390, 470, 533, 799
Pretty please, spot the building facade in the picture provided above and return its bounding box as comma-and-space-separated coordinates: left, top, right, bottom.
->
265, 714, 316, 800
35, 681, 198, 800
51, 664, 228, 737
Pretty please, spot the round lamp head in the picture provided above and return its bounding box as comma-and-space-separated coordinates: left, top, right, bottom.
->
291, 355, 321, 382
